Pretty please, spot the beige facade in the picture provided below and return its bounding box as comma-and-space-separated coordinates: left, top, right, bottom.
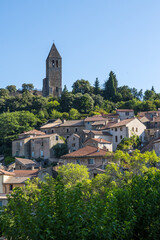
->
30, 133, 64, 161
109, 118, 146, 151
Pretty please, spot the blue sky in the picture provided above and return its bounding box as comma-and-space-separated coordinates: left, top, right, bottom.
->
1, 0, 160, 93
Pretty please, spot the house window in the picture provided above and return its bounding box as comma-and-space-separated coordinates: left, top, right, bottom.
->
132, 127, 134, 131
125, 112, 129, 116
73, 137, 75, 141
136, 128, 138, 132
76, 159, 80, 164
115, 136, 118, 142
52, 130, 54, 133
9, 185, 13, 191
0, 201, 2, 207
67, 136, 69, 139
115, 128, 117, 131
41, 140, 43, 146
120, 135, 122, 139
66, 128, 69, 133
75, 128, 78, 133
56, 136, 58, 141
20, 141, 22, 146
56, 60, 58, 67
120, 127, 123, 131
72, 143, 75, 147
52, 60, 55, 67
40, 151, 44, 157
88, 159, 95, 165
56, 87, 58, 92
88, 122, 90, 124
32, 152, 34, 158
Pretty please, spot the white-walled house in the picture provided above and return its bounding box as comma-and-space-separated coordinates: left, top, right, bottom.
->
108, 118, 146, 151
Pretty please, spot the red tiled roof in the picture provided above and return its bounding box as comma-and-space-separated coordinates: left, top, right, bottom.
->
84, 115, 107, 122
116, 109, 134, 112
0, 169, 15, 176
61, 146, 107, 158
108, 118, 135, 128
14, 169, 39, 177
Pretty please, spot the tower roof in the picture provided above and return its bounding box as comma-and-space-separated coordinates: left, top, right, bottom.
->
47, 43, 61, 59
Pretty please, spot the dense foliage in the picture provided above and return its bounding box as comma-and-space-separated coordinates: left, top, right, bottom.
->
1, 75, 160, 155
1, 155, 160, 240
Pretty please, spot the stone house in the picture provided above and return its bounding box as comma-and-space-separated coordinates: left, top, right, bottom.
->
61, 145, 109, 169
40, 119, 62, 134
15, 157, 40, 170
84, 138, 113, 152
82, 130, 113, 144
107, 118, 146, 151
67, 134, 80, 153
116, 109, 134, 120
12, 129, 46, 158
30, 133, 64, 161
84, 116, 107, 130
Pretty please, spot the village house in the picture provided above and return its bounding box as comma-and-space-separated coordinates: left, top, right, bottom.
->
84, 138, 113, 152
40, 119, 62, 134
30, 133, 64, 162
67, 133, 80, 153
84, 115, 108, 130
12, 130, 63, 163
107, 118, 146, 151
61, 145, 110, 169
15, 157, 40, 170
12, 129, 46, 158
116, 109, 134, 120
82, 130, 113, 144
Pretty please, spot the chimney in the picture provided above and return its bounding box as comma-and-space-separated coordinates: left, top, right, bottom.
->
31, 165, 35, 170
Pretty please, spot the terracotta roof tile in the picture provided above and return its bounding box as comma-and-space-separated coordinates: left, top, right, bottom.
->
61, 146, 107, 158
0, 169, 15, 176
15, 158, 39, 168
14, 169, 39, 177
85, 138, 111, 144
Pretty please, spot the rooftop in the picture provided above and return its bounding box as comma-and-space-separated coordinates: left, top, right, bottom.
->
108, 118, 135, 128
84, 115, 107, 122
15, 157, 39, 168
19, 129, 45, 136
85, 138, 111, 144
61, 145, 107, 158
60, 120, 84, 127
116, 109, 134, 112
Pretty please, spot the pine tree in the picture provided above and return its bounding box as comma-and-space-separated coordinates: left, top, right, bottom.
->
94, 78, 101, 95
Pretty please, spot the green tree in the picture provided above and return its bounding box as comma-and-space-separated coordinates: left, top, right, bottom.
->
6, 85, 17, 94
94, 78, 101, 95
104, 71, 117, 101
22, 83, 34, 92
69, 108, 80, 120
72, 79, 92, 94
58, 163, 89, 187
53, 143, 68, 158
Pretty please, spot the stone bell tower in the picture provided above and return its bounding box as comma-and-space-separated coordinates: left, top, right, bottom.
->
42, 43, 62, 97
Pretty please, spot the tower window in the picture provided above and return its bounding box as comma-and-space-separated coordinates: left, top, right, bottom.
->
52, 60, 55, 67
56, 60, 58, 67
